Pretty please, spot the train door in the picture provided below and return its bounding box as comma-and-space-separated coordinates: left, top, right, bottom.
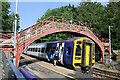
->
57, 42, 64, 64
85, 44, 90, 66
64, 42, 73, 64
48, 43, 57, 60
60, 43, 64, 64
82, 40, 93, 67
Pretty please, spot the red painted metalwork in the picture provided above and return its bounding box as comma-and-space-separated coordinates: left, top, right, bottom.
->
0, 31, 14, 58
2, 48, 14, 54
16, 16, 110, 66
0, 17, 110, 66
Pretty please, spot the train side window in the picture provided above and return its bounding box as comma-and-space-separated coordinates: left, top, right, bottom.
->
31, 48, 32, 51
66, 47, 71, 55
33, 48, 35, 52
30, 48, 31, 51
32, 48, 33, 51
32, 48, 34, 52
75, 45, 81, 56
41, 48, 45, 53
38, 48, 40, 52
35, 48, 37, 52
77, 41, 81, 44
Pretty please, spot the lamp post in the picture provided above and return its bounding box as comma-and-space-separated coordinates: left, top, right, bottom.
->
13, 0, 18, 66
109, 26, 113, 63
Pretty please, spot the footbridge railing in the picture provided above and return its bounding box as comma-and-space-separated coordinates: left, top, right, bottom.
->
17, 16, 109, 46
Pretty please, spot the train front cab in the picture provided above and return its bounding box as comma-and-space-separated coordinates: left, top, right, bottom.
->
73, 38, 95, 71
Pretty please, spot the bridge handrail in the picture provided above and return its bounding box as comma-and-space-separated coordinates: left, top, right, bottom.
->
51, 16, 109, 43
17, 16, 109, 43
1, 50, 25, 80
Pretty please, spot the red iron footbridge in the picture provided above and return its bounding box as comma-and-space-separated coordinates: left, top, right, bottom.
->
0, 16, 110, 67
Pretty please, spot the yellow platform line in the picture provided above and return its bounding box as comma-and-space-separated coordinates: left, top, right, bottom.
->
21, 54, 77, 80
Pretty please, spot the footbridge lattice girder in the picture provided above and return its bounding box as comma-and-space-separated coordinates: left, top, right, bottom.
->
0, 16, 110, 66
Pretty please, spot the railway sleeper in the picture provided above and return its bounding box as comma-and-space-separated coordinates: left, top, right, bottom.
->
92, 71, 120, 80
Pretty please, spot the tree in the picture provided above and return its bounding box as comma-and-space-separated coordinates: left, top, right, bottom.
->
76, 2, 108, 38
36, 2, 120, 50
1, 2, 20, 31
37, 4, 76, 23
105, 2, 120, 49
0, 1, 2, 30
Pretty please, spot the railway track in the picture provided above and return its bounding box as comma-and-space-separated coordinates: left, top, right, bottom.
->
92, 67, 120, 80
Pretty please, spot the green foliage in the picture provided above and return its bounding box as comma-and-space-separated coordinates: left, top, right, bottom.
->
34, 33, 75, 43
105, 2, 120, 50
1, 2, 20, 31
37, 4, 76, 23
37, 2, 120, 50
108, 63, 116, 70
76, 2, 108, 38
0, 1, 2, 29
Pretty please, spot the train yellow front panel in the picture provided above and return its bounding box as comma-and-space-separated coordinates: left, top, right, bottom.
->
85, 44, 90, 66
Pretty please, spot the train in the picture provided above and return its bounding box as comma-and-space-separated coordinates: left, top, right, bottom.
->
23, 37, 95, 72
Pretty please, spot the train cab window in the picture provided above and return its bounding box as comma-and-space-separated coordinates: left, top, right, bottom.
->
77, 41, 81, 44
41, 48, 45, 53
66, 47, 71, 55
75, 45, 81, 56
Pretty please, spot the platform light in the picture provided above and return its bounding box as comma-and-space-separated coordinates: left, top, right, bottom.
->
13, 0, 18, 66
109, 26, 113, 63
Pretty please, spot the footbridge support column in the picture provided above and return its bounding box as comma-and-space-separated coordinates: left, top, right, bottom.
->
102, 49, 105, 64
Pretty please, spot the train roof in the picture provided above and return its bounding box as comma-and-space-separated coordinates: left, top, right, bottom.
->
29, 37, 88, 46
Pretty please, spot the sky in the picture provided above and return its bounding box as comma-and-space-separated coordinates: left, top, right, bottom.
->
9, 1, 108, 31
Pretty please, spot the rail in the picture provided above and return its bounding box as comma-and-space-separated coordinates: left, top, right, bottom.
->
92, 67, 120, 80
0, 50, 25, 80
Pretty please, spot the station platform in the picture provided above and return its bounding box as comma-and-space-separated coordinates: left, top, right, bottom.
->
0, 50, 3, 80
20, 54, 103, 80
